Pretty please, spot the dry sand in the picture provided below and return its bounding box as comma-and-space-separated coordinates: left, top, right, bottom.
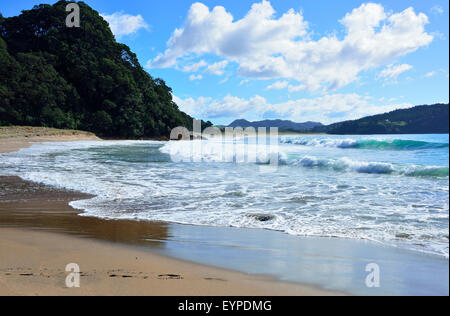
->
0, 129, 338, 296
0, 126, 100, 153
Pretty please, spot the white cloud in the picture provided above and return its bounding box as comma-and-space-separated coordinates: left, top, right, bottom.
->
172, 95, 211, 115
205, 60, 229, 75
174, 93, 413, 123
206, 95, 268, 118
424, 71, 436, 77
267, 81, 289, 90
181, 60, 228, 75
101, 12, 149, 38
149, 2, 433, 91
182, 60, 207, 72
258, 94, 412, 123
189, 74, 203, 81
430, 5, 444, 15
377, 64, 413, 82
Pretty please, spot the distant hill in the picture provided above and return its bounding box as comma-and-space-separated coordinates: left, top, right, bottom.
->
315, 103, 449, 135
228, 104, 449, 135
0, 1, 211, 138
228, 119, 323, 132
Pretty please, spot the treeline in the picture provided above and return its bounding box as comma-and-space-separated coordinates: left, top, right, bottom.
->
0, 1, 211, 138
314, 104, 449, 135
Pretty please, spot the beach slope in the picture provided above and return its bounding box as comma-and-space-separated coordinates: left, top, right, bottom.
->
0, 130, 336, 296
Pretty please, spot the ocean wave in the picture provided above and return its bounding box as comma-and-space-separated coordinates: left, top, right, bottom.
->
161, 142, 448, 177
288, 156, 449, 177
280, 138, 449, 151
1, 140, 448, 259
403, 166, 450, 178
290, 156, 394, 174
160, 140, 284, 164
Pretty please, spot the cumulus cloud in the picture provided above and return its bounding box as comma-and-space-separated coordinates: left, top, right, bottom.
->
205, 60, 229, 75
174, 93, 413, 123
172, 95, 212, 115
149, 1, 433, 91
206, 95, 268, 118
424, 71, 436, 77
181, 60, 207, 72
101, 12, 149, 38
377, 64, 413, 82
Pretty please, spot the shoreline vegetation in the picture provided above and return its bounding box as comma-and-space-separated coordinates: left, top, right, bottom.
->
0, 135, 340, 296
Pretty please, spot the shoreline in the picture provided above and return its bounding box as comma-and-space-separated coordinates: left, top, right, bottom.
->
0, 135, 338, 296
1, 133, 448, 296
0, 227, 333, 296
0, 127, 101, 154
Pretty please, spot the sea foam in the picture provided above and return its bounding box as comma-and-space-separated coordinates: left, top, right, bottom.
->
0, 137, 448, 258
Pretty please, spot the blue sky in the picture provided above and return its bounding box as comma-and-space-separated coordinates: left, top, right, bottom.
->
2, 0, 449, 125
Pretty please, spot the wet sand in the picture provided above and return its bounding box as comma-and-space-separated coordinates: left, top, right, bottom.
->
0, 135, 336, 296
1, 227, 333, 296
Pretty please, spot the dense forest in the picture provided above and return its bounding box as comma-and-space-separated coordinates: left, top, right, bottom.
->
0, 1, 211, 138
314, 104, 449, 135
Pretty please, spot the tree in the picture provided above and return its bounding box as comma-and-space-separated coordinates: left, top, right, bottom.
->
0, 1, 208, 137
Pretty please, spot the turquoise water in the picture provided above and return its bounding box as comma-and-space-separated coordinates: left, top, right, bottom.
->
0, 134, 448, 259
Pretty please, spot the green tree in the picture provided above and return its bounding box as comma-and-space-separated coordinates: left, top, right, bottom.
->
0, 1, 209, 137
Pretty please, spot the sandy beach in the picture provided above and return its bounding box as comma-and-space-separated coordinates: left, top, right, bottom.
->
0, 129, 336, 296
1, 0, 448, 299
0, 126, 101, 153
0, 227, 331, 296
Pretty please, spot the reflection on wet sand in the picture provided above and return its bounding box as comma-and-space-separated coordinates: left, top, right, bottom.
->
0, 176, 171, 248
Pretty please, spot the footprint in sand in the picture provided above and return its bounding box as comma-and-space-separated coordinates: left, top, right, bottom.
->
158, 274, 183, 280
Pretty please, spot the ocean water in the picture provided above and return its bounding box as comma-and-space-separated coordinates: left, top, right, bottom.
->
0, 134, 448, 258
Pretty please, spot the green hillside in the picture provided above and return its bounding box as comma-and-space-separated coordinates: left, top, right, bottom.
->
0, 1, 211, 138
315, 104, 449, 135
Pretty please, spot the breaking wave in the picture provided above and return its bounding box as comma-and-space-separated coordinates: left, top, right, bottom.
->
288, 156, 449, 177
161, 141, 448, 178
280, 138, 449, 151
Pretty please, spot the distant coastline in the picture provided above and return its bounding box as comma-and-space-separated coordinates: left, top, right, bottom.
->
226, 103, 449, 135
